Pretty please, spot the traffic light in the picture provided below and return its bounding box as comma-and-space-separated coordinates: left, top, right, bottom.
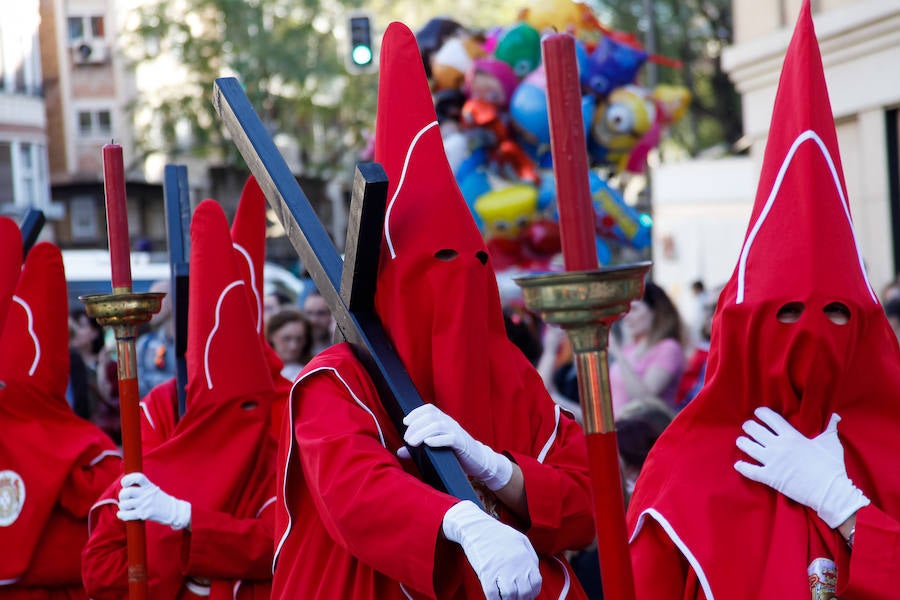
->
348, 14, 375, 73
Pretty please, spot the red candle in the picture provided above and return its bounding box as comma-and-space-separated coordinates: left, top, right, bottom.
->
543, 34, 597, 272
102, 143, 133, 291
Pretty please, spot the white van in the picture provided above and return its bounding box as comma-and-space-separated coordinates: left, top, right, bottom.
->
62, 249, 306, 310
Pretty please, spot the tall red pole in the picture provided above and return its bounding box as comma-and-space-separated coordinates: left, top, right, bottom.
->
101, 143, 148, 600
542, 34, 637, 600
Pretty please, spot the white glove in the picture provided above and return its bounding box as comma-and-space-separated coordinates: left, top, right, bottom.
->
399, 404, 513, 491
442, 500, 541, 600
734, 407, 870, 528
117, 472, 192, 530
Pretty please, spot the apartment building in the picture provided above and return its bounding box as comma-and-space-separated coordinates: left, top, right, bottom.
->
39, 0, 164, 249
0, 0, 57, 226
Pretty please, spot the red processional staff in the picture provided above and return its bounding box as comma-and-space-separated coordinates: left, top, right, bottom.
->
516, 34, 646, 600
81, 144, 164, 600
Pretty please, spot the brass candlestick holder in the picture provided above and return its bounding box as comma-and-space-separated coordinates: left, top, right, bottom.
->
515, 262, 650, 434
515, 261, 651, 600
80, 291, 164, 598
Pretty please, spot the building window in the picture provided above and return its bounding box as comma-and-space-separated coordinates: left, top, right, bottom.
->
0, 141, 50, 209
0, 143, 13, 205
77, 110, 113, 138
68, 15, 105, 42
70, 196, 99, 241
1, 12, 42, 95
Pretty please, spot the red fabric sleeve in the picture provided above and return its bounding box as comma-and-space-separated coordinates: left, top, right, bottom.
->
58, 450, 121, 518
293, 370, 458, 597
81, 503, 129, 600
836, 504, 900, 599
509, 415, 594, 555
181, 503, 274, 580
82, 502, 186, 600
630, 519, 704, 600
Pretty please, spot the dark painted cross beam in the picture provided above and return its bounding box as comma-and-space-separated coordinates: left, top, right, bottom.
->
163, 164, 191, 417
20, 208, 45, 257
212, 76, 481, 506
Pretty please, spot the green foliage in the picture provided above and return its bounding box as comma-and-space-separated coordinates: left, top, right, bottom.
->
125, 0, 379, 178
589, 0, 743, 156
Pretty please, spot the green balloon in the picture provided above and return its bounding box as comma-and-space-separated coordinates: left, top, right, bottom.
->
494, 23, 542, 78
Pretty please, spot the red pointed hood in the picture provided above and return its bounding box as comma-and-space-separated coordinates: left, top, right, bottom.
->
627, 3, 900, 597
126, 198, 275, 516
230, 175, 292, 434
0, 218, 21, 342
89, 201, 278, 593
183, 199, 274, 413
372, 22, 510, 441
0, 242, 70, 399
0, 240, 118, 581
231, 176, 268, 337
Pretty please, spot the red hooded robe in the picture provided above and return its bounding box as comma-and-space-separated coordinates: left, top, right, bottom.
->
139, 176, 290, 450
0, 231, 121, 599
82, 200, 278, 600
626, 2, 900, 598
273, 22, 594, 600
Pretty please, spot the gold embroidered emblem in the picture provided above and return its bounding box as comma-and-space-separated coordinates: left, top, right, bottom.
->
808, 557, 837, 600
0, 470, 25, 527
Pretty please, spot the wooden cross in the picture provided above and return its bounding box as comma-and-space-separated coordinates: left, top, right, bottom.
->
212, 77, 481, 506
163, 165, 191, 417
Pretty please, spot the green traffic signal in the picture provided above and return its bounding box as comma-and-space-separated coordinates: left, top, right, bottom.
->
349, 15, 374, 69
352, 44, 373, 67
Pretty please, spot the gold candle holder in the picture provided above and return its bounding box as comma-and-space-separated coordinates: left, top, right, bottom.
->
516, 262, 650, 600
80, 292, 165, 386
514, 261, 651, 434
80, 291, 164, 595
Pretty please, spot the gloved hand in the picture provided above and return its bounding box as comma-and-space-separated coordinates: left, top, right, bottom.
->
399, 404, 513, 491
734, 407, 870, 528
442, 500, 541, 600
117, 472, 192, 530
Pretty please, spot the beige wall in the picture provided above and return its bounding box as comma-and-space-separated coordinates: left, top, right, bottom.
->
724, 0, 900, 291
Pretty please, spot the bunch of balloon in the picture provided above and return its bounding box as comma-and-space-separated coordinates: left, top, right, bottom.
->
415, 0, 690, 275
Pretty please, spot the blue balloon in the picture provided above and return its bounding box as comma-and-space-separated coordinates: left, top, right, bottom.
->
457, 168, 491, 230
510, 82, 550, 145
585, 37, 648, 97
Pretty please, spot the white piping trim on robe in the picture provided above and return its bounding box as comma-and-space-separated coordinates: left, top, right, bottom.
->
551, 555, 571, 599
736, 130, 876, 305
630, 507, 715, 600
274, 366, 388, 573
256, 495, 276, 518
384, 121, 439, 259
204, 280, 246, 389
139, 400, 155, 430
12, 296, 39, 375
233, 243, 263, 334
88, 449, 122, 466
537, 404, 561, 464
87, 498, 119, 535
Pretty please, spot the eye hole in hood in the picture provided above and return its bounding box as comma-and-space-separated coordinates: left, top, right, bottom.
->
434, 249, 458, 261
824, 302, 850, 325
777, 302, 804, 323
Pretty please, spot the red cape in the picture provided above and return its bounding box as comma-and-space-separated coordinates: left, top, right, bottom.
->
0, 242, 120, 586
627, 3, 900, 598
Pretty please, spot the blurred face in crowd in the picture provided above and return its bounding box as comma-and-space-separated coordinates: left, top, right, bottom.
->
270, 319, 309, 364
623, 299, 653, 341
303, 295, 332, 338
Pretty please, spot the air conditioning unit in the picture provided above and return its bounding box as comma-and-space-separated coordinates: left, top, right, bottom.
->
72, 41, 108, 65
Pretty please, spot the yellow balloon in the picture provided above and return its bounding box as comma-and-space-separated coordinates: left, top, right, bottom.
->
652, 84, 691, 125
475, 185, 538, 238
